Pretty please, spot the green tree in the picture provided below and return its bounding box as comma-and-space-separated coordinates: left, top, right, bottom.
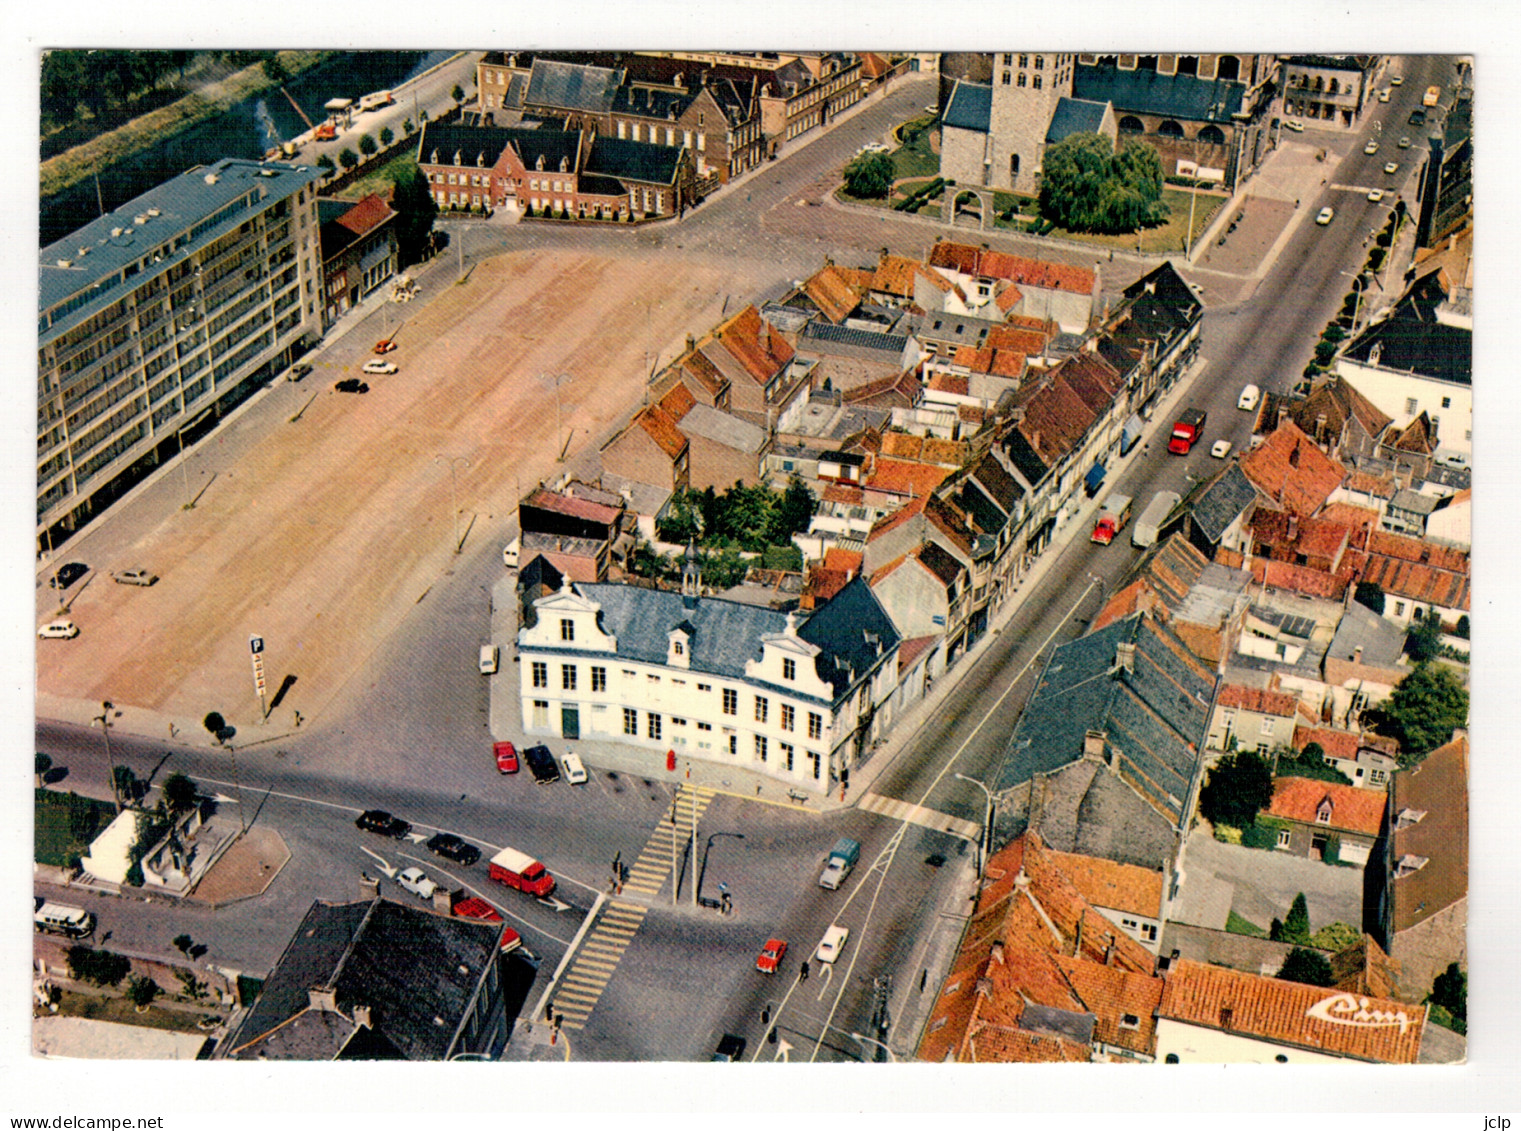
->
403, 117, 415, 135
1353, 580, 1386, 615
1274, 743, 1353, 786
1430, 962, 1466, 1030
1404, 611, 1444, 663
203, 712, 225, 740
452, 84, 465, 104
173, 933, 194, 957
113, 766, 140, 808
655, 490, 703, 544
40, 50, 87, 126
262, 54, 290, 84
701, 546, 749, 590
379, 125, 394, 146
36, 752, 53, 787
1309, 921, 1362, 952
1371, 662, 1468, 763
769, 476, 817, 544
1039, 133, 1166, 233
127, 975, 160, 1010
66, 946, 131, 987
1454, 615, 1469, 640
359, 133, 377, 157
162, 772, 198, 813
316, 153, 335, 173
389, 164, 439, 267
338, 147, 360, 170
1197, 750, 1274, 829
1283, 893, 1312, 945
844, 151, 895, 199
1276, 947, 1335, 987
714, 482, 777, 550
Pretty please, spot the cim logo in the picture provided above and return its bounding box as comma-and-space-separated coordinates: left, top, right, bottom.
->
1305, 993, 1412, 1034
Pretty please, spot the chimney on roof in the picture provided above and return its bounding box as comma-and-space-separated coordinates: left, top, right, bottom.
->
308, 987, 339, 1014
1315, 412, 1328, 445
1287, 514, 1298, 541
1082, 730, 1107, 763
1353, 644, 1363, 664
990, 941, 1005, 965
1104, 936, 1116, 966
359, 872, 380, 900
1115, 641, 1135, 673
1073, 914, 1084, 959
352, 1004, 372, 1029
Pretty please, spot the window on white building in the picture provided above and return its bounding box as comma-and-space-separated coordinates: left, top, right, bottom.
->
648, 714, 662, 740
560, 619, 575, 641
808, 712, 823, 740
781, 704, 795, 732
532, 662, 547, 688
592, 667, 606, 692
783, 658, 796, 681
755, 697, 768, 724
623, 708, 638, 735
562, 665, 577, 691
533, 701, 549, 728
754, 735, 767, 762
723, 689, 738, 715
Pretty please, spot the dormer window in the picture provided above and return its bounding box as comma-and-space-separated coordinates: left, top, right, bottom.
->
1395, 807, 1427, 830
673, 640, 685, 656
1396, 854, 1429, 878
536, 155, 546, 171
453, 151, 462, 166
1315, 798, 1333, 824
560, 156, 569, 173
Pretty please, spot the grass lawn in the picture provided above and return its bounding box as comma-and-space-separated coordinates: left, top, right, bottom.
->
1043, 188, 1226, 255
35, 790, 117, 867
1226, 910, 1268, 938
54, 989, 220, 1034
889, 116, 940, 181
334, 152, 417, 202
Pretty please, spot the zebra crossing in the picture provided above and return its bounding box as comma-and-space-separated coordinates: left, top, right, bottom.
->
549, 785, 715, 1031
857, 791, 981, 840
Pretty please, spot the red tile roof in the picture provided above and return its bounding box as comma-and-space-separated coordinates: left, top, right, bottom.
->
1358, 555, 1470, 611
803, 265, 865, 324
897, 634, 940, 674
658, 382, 696, 421
1246, 557, 1348, 601
1053, 952, 1165, 1057
335, 193, 395, 237
820, 483, 864, 506
869, 254, 921, 299
994, 282, 1024, 312
866, 494, 927, 542
715, 305, 794, 384
1045, 849, 1164, 919
928, 240, 1097, 296
823, 547, 863, 575
1267, 776, 1386, 836
522, 486, 622, 525
1239, 421, 1346, 517
1217, 684, 1298, 718
866, 458, 951, 499
879, 432, 924, 460
1293, 726, 1397, 762
1160, 959, 1425, 1063
1365, 530, 1469, 574
635, 405, 688, 460
1319, 502, 1381, 534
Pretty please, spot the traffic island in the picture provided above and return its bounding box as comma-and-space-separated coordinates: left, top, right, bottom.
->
185, 825, 291, 908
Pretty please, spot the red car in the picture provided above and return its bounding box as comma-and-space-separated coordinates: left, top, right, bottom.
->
453, 896, 502, 923
494, 741, 519, 773
756, 938, 788, 974
373, 339, 397, 354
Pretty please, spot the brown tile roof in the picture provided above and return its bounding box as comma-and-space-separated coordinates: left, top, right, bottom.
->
1018, 377, 1098, 465
866, 494, 927, 543
866, 458, 951, 499
1159, 959, 1425, 1063
994, 282, 1024, 312
1045, 849, 1164, 919
1319, 502, 1382, 533
843, 368, 921, 408
715, 305, 794, 384
869, 254, 921, 299
1343, 470, 1398, 499
878, 432, 924, 460
1053, 953, 1165, 1057
820, 483, 864, 506
1293, 725, 1397, 762
658, 382, 697, 421
335, 192, 395, 237
1389, 731, 1468, 933
1239, 421, 1346, 517
897, 633, 939, 674
522, 486, 622, 526
1093, 578, 1150, 631
922, 437, 969, 466
1387, 412, 1436, 455
928, 240, 1097, 296
1329, 935, 1400, 1000
1267, 776, 1386, 836
1245, 557, 1348, 601
1365, 530, 1469, 574
1359, 555, 1470, 611
679, 350, 729, 398
1217, 685, 1298, 718
635, 404, 688, 460
803, 265, 865, 324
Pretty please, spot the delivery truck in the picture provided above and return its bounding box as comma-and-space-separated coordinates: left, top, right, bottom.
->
1132, 490, 1182, 549
818, 837, 861, 890
488, 847, 556, 898
1090, 493, 1134, 545
1168, 407, 1208, 454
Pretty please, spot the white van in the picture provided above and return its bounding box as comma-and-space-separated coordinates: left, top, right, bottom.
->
1237, 384, 1261, 411
479, 644, 500, 675
502, 538, 521, 570
34, 902, 95, 938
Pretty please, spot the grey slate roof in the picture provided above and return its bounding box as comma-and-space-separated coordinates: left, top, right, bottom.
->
1247, 604, 1315, 642
800, 320, 910, 357
1036, 760, 1181, 871
228, 899, 503, 1061
586, 137, 684, 186
943, 80, 992, 132
1045, 97, 1111, 143
1341, 271, 1472, 387
1020, 1003, 1096, 1046
1190, 463, 1258, 545
1001, 428, 1051, 489
1326, 601, 1407, 669
679, 404, 767, 453
40, 158, 321, 337
419, 123, 583, 178
526, 59, 624, 114
796, 577, 901, 698
1074, 65, 1245, 122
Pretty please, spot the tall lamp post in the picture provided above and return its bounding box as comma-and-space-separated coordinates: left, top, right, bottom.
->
954, 772, 995, 881
434, 455, 470, 554
94, 700, 123, 814
542, 373, 572, 462
1339, 270, 1369, 338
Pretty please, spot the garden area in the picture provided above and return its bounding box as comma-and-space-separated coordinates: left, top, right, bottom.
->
631, 479, 814, 591
34, 789, 117, 869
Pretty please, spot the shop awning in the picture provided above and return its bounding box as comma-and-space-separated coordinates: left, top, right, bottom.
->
1120, 413, 1145, 454
1084, 460, 1107, 493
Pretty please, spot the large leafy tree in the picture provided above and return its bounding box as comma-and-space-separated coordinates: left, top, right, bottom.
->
844, 151, 895, 199
1371, 662, 1468, 763
1039, 133, 1167, 234
769, 476, 817, 544
1430, 962, 1466, 1030
390, 164, 439, 267
1197, 750, 1274, 829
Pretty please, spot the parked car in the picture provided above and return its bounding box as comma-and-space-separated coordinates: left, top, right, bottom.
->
1378, 89, 1391, 103
1210, 439, 1233, 459
426, 832, 481, 866
494, 741, 519, 774
562, 752, 588, 785
1363, 139, 1378, 155
334, 378, 369, 393
815, 924, 850, 964
1408, 109, 1426, 127
362, 360, 398, 375
1398, 135, 1412, 149
355, 809, 412, 838
453, 896, 503, 923
111, 568, 158, 587
1315, 207, 1335, 226
1384, 161, 1400, 175
756, 938, 788, 974
712, 1034, 747, 1062
1368, 188, 1386, 203
372, 339, 397, 354
1389, 74, 1404, 86
396, 867, 438, 900
1284, 118, 1305, 133
287, 362, 313, 382
49, 562, 88, 589
1237, 384, 1260, 411
37, 620, 79, 640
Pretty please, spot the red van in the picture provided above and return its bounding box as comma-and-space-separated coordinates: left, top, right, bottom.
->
488, 847, 556, 898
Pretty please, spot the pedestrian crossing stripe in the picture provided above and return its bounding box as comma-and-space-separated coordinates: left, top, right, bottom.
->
858, 791, 981, 841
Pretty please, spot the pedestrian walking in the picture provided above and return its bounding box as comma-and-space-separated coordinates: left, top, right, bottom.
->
293, 710, 303, 728
800, 961, 809, 982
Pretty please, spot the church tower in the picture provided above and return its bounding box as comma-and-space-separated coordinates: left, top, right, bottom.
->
987, 52, 1076, 195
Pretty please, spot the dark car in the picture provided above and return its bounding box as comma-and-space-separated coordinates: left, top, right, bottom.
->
334, 378, 369, 394
712, 1034, 747, 1062
49, 562, 88, 589
426, 832, 481, 866
523, 744, 561, 785
287, 363, 313, 383
355, 809, 411, 838
1408, 109, 1426, 127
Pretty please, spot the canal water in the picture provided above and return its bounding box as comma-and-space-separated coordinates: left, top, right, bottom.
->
40, 49, 453, 248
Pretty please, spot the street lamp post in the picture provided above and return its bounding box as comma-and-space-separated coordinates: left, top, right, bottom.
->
1340, 271, 1369, 338
434, 455, 470, 554
94, 701, 122, 814
542, 373, 573, 462
954, 773, 995, 881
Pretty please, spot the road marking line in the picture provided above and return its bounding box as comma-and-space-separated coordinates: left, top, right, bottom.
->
857, 792, 980, 840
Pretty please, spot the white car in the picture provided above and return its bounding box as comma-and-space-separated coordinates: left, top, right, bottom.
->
1210, 440, 1233, 459
37, 619, 79, 640
1283, 118, 1305, 133
362, 360, 398, 375
111, 568, 158, 587
562, 752, 588, 785
1316, 207, 1335, 226
815, 924, 850, 965
1363, 140, 1378, 155
397, 867, 438, 900
1237, 384, 1260, 411
1368, 188, 1385, 203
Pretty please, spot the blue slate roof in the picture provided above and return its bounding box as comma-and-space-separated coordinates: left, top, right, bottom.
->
943, 80, 992, 133
993, 613, 1215, 827
526, 59, 623, 115
1341, 270, 1472, 387
1190, 463, 1258, 546
39, 158, 321, 338
1045, 96, 1111, 143
1001, 427, 1051, 489
418, 123, 583, 177
1074, 65, 1244, 122
796, 577, 901, 698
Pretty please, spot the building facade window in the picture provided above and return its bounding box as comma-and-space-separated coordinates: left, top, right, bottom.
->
782, 742, 795, 771
723, 688, 738, 715
754, 735, 767, 762
781, 704, 795, 732
648, 714, 663, 740
1277, 828, 1292, 848
783, 658, 796, 681
754, 696, 769, 724
560, 618, 575, 641
533, 701, 549, 728
562, 664, 577, 691
592, 666, 607, 692
532, 661, 548, 688
623, 708, 638, 735
808, 712, 823, 740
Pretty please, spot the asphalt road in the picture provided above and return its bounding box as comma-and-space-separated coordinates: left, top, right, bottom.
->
34, 59, 1461, 1062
